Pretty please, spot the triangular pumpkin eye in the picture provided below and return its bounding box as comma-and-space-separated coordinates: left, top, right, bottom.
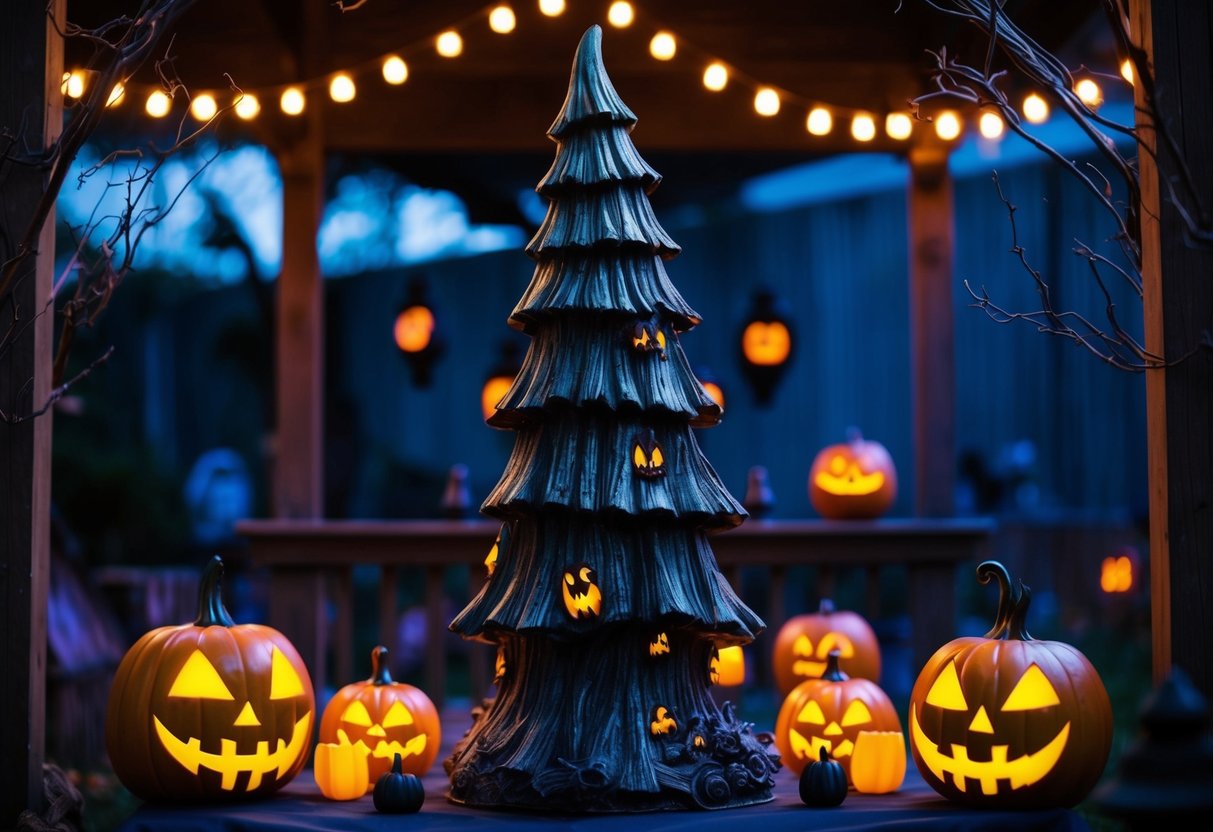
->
841, 699, 872, 727
1002, 663, 1061, 711
925, 660, 968, 710
633, 444, 647, 468
269, 646, 306, 699
797, 700, 826, 725
382, 700, 415, 728
341, 699, 373, 726
793, 634, 813, 656
169, 650, 235, 700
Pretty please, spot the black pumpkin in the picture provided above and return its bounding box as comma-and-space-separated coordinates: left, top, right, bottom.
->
373, 752, 425, 814
799, 748, 848, 808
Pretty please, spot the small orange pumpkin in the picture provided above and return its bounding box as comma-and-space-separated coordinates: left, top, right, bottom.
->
319, 646, 441, 788
314, 731, 371, 800
773, 599, 881, 693
775, 650, 902, 781
808, 429, 897, 519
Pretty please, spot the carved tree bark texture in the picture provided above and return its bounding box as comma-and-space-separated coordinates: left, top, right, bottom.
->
0, 1, 62, 821
1132, 0, 1213, 694
445, 26, 779, 812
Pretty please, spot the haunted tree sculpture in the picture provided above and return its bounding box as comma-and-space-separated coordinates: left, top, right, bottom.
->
446, 26, 778, 813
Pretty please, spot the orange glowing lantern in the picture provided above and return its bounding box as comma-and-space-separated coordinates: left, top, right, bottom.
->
773, 598, 882, 694
808, 429, 897, 519
1100, 548, 1138, 594
738, 288, 794, 405
709, 645, 745, 686
481, 340, 523, 421
393, 278, 444, 386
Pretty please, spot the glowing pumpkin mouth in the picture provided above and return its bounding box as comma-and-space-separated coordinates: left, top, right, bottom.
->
792, 659, 827, 678
814, 467, 885, 496
789, 728, 854, 760
368, 733, 427, 761
910, 708, 1069, 796
153, 713, 311, 791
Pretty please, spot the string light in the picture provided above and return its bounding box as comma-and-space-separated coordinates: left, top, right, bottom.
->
885, 111, 912, 140
329, 73, 356, 102
436, 30, 463, 58
234, 92, 260, 120
538, 0, 565, 16
978, 110, 1004, 139
754, 87, 780, 116
806, 107, 832, 136
702, 62, 728, 92
280, 86, 306, 116
382, 56, 409, 85
851, 113, 876, 142
1023, 92, 1049, 124
607, 1, 634, 28
489, 5, 516, 34
1075, 78, 1103, 109
106, 82, 126, 108
649, 32, 676, 61
63, 70, 86, 99
190, 93, 218, 121
934, 110, 962, 141
1120, 58, 1134, 86
145, 90, 171, 118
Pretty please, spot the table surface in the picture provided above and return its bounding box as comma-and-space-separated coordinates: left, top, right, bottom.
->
117, 764, 1089, 832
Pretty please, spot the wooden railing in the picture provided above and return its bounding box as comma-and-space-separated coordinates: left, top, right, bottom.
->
236, 518, 994, 705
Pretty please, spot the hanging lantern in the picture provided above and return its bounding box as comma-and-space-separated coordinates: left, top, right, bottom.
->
738, 287, 794, 406
695, 366, 725, 412
393, 277, 444, 386
482, 340, 523, 421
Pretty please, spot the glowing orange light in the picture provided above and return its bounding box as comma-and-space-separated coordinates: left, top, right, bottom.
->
481, 375, 514, 421
280, 87, 305, 116
742, 321, 791, 366
703, 62, 728, 92
806, 107, 833, 136
712, 646, 745, 687
649, 32, 676, 61
979, 111, 1005, 139
754, 88, 780, 117
106, 82, 126, 108
329, 74, 356, 103
436, 31, 463, 58
607, 1, 634, 28
489, 5, 516, 33
1120, 59, 1134, 86
1100, 555, 1133, 593
1023, 93, 1049, 124
145, 90, 172, 118
885, 112, 912, 140
1075, 78, 1103, 108
234, 93, 260, 120
538, 0, 565, 16
190, 93, 218, 121
934, 110, 962, 141
382, 56, 409, 85
702, 381, 725, 411
394, 306, 435, 353
851, 113, 876, 142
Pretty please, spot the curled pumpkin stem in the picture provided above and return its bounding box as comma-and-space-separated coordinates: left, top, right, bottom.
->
371, 645, 394, 685
193, 555, 236, 628
976, 560, 1034, 641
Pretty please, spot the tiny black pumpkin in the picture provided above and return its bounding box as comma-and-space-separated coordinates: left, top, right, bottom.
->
799, 747, 847, 808
373, 752, 425, 814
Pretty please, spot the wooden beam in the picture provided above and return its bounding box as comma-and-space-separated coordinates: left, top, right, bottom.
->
907, 144, 957, 517
0, 1, 62, 822
1132, 0, 1213, 694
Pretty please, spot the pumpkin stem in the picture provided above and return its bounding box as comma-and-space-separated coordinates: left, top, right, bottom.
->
976, 560, 1015, 639
193, 556, 236, 627
392, 752, 403, 775
1006, 582, 1034, 641
821, 649, 849, 682
818, 598, 835, 615
371, 645, 395, 685
818, 747, 831, 763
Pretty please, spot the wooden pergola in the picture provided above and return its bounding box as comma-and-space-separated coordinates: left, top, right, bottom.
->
3, 0, 1210, 821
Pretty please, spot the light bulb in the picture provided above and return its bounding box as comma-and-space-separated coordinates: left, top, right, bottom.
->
234, 92, 260, 120
608, 1, 634, 27
979, 111, 1005, 139
806, 107, 832, 136
702, 62, 728, 92
190, 93, 218, 121
329, 73, 355, 103
64, 70, 86, 99
106, 82, 125, 108
1075, 78, 1103, 108
145, 90, 171, 118
382, 56, 408, 85
754, 88, 780, 117
489, 6, 516, 34
437, 30, 463, 58
649, 32, 676, 61
1023, 92, 1049, 124
538, 0, 565, 16
1120, 58, 1134, 86
934, 110, 961, 140
885, 112, 912, 140
851, 113, 876, 142
280, 87, 306, 116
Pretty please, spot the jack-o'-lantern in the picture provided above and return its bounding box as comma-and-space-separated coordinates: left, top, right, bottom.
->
649, 631, 670, 657
562, 563, 602, 619
908, 561, 1112, 808
320, 646, 441, 787
709, 645, 745, 686
631, 319, 668, 359
808, 429, 897, 519
632, 429, 666, 478
650, 706, 678, 735
106, 556, 315, 801
775, 650, 901, 780
773, 599, 881, 693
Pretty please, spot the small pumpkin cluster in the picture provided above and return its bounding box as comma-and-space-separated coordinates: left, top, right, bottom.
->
782, 562, 1112, 811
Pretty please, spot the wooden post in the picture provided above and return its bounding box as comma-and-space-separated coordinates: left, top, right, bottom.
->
907, 144, 957, 518
0, 1, 61, 821
1131, 0, 1213, 693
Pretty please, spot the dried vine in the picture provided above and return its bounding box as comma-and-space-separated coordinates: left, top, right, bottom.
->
916, 0, 1212, 371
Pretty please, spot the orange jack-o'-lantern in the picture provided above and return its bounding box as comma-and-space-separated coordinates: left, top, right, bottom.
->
319, 646, 441, 787
775, 650, 901, 781
909, 561, 1112, 808
773, 599, 882, 693
808, 429, 897, 519
105, 556, 315, 801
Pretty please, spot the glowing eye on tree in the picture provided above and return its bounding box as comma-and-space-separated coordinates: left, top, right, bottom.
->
381, 700, 415, 728
169, 651, 235, 700
798, 700, 826, 725
1002, 664, 1060, 711
925, 661, 968, 710
841, 700, 872, 727
341, 700, 373, 727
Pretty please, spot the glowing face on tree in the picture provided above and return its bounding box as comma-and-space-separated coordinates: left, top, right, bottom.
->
632, 320, 668, 358
632, 429, 667, 478
650, 707, 678, 735
562, 564, 602, 619
649, 632, 670, 656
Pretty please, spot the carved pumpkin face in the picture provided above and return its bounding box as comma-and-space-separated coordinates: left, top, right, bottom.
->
773, 599, 882, 693
562, 563, 602, 619
631, 319, 668, 359
650, 706, 678, 736
106, 557, 315, 801
632, 429, 666, 478
319, 646, 441, 787
909, 563, 1112, 808
808, 430, 897, 519
649, 631, 670, 657
775, 651, 901, 780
